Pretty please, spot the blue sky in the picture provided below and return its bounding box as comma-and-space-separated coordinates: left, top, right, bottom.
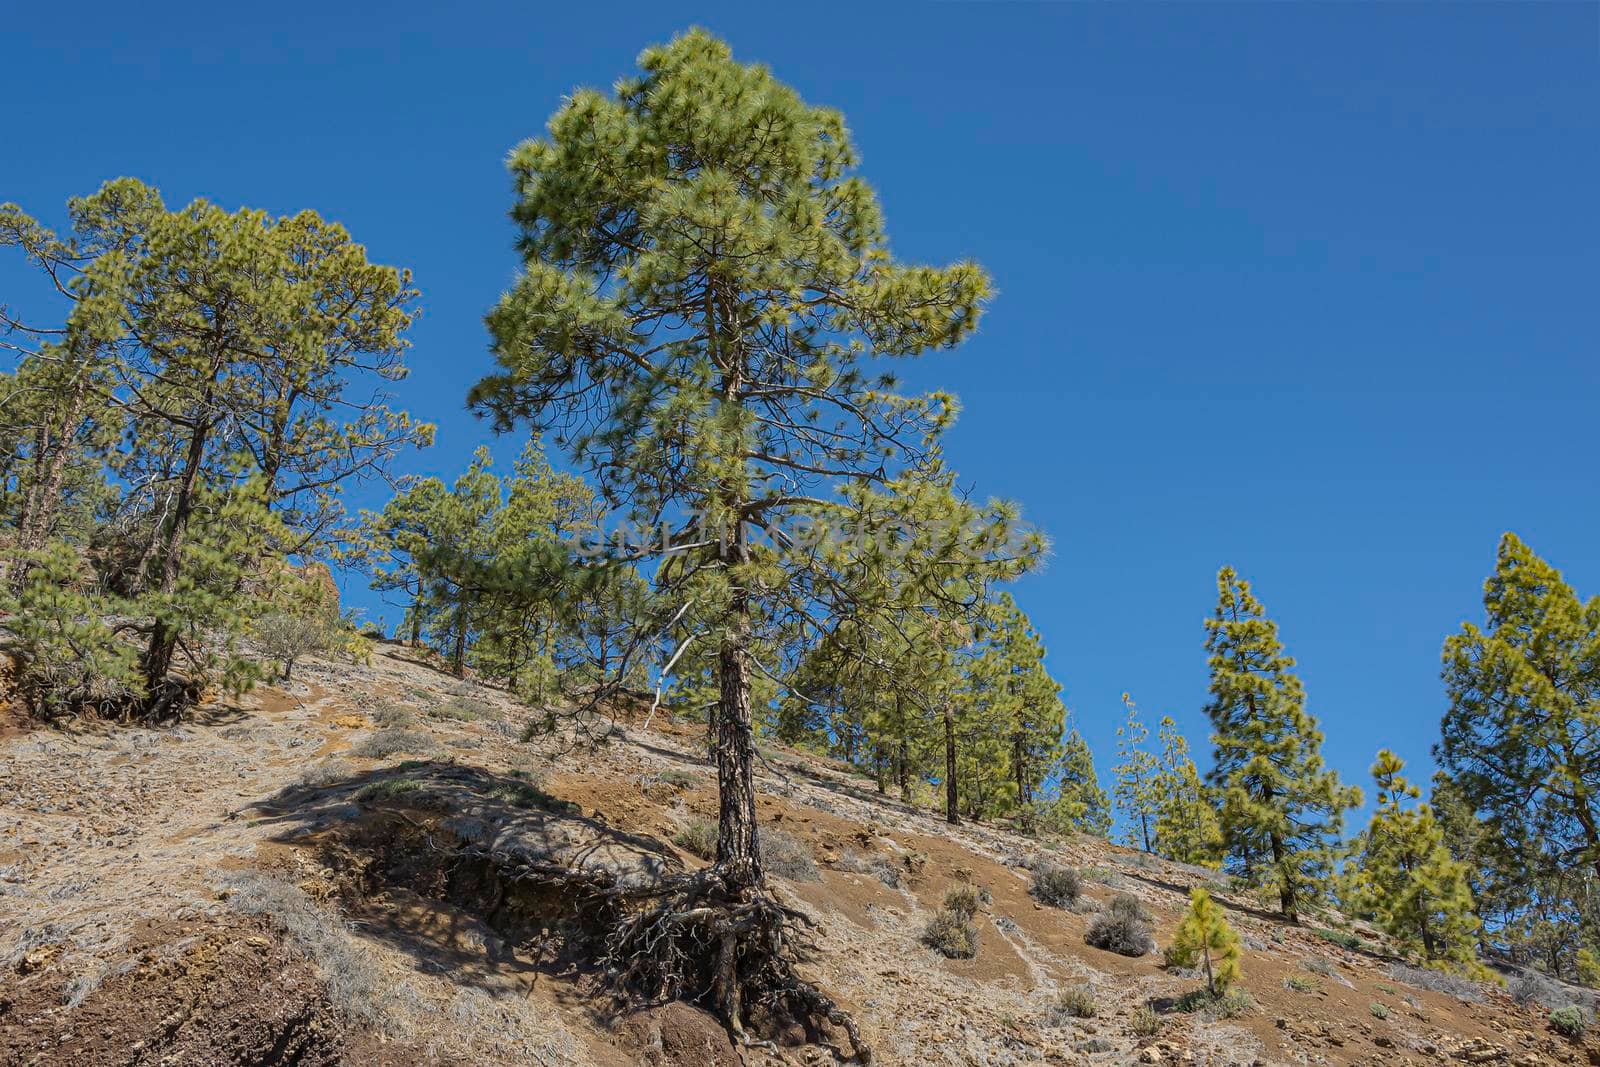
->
6, 2, 1597, 825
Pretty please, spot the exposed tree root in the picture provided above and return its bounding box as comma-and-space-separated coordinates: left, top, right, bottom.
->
459, 845, 873, 1063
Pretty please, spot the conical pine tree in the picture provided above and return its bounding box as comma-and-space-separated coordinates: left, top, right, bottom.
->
1203, 566, 1361, 921
1354, 750, 1484, 975
1170, 888, 1242, 996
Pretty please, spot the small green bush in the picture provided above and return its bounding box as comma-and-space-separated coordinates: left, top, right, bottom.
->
1176, 988, 1253, 1018
1053, 984, 1096, 1019
1283, 975, 1320, 993
1549, 1005, 1587, 1040
1309, 927, 1363, 951
430, 696, 495, 721
944, 883, 986, 917
1369, 1001, 1390, 1019
355, 778, 422, 803
672, 818, 718, 860
1130, 1004, 1161, 1037
1031, 861, 1082, 908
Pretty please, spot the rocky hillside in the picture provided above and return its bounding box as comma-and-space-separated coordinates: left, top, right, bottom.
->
2, 645, 1594, 1066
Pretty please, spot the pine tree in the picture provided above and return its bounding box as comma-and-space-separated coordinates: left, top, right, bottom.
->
1439, 533, 1600, 957
1153, 716, 1223, 868
1170, 888, 1242, 996
1114, 693, 1161, 851
0, 180, 426, 715
1353, 750, 1484, 974
467, 31, 1001, 1044
1041, 726, 1113, 836
1203, 566, 1361, 921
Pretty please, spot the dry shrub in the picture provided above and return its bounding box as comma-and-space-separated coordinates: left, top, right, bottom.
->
372, 702, 417, 728
352, 728, 438, 759
761, 828, 820, 882
838, 850, 901, 888
1052, 984, 1096, 1020
1085, 893, 1153, 957
1388, 962, 1489, 1004
1031, 861, 1081, 908
944, 883, 987, 916
223, 872, 406, 1035
430, 696, 496, 722
923, 907, 978, 959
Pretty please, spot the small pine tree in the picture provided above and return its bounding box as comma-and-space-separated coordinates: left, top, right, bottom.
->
1153, 716, 1223, 868
1354, 750, 1485, 975
1113, 693, 1161, 852
1170, 887, 1242, 996
1203, 566, 1361, 920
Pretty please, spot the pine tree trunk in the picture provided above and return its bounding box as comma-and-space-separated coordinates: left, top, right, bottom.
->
1269, 830, 1297, 921
141, 415, 212, 693
714, 594, 761, 890
895, 694, 910, 797
944, 702, 959, 826
452, 610, 468, 678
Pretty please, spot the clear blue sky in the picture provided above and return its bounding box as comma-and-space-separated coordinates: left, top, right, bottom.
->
7, 2, 1597, 823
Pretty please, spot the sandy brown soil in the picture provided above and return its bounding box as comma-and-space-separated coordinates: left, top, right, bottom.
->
2, 646, 1596, 1066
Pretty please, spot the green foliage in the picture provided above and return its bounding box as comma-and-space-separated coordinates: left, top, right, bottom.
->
1349, 749, 1485, 975
1169, 888, 1242, 996
1203, 567, 1361, 920
1369, 1001, 1390, 1019
1, 542, 139, 717
673, 819, 719, 860
1549, 1005, 1587, 1040
1113, 693, 1161, 852
469, 29, 1017, 882
1440, 534, 1600, 980
0, 179, 427, 717
1283, 974, 1320, 993
1152, 716, 1223, 868
1034, 727, 1112, 837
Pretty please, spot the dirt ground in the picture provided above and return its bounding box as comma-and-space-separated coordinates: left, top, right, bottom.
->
2, 646, 1596, 1066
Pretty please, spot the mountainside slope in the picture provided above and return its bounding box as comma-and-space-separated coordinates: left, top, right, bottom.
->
2, 645, 1593, 1066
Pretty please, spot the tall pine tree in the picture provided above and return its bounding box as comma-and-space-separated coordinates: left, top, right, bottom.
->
1439, 534, 1600, 977
1203, 566, 1360, 921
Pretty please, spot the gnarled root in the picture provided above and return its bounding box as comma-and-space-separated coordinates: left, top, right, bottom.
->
462, 847, 872, 1063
